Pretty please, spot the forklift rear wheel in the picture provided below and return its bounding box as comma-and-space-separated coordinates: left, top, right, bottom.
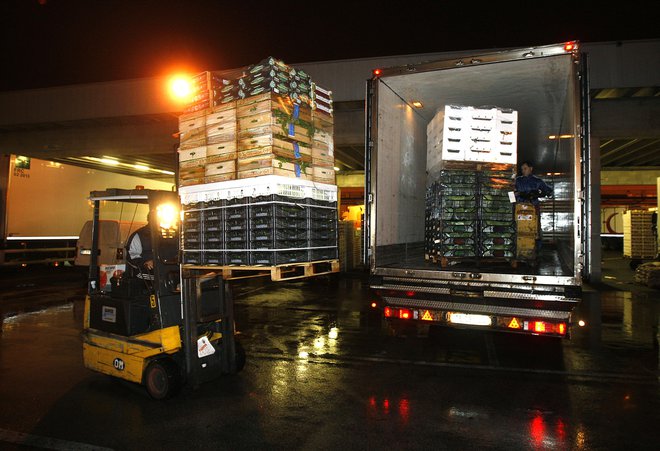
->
234, 341, 246, 373
144, 358, 181, 400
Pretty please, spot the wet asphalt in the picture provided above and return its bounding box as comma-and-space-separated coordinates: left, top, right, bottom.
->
0, 254, 658, 450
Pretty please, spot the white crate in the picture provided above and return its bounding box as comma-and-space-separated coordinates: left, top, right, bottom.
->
179, 175, 337, 205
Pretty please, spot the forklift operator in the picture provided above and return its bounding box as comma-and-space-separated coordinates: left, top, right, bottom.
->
127, 221, 154, 276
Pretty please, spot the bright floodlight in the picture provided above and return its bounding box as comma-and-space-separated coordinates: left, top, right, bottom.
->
169, 76, 192, 101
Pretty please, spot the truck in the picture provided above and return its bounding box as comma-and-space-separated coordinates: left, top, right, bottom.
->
365, 42, 594, 338
0, 154, 174, 266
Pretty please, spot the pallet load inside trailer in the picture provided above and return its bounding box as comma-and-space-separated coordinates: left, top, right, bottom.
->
366, 42, 592, 338
176, 57, 339, 280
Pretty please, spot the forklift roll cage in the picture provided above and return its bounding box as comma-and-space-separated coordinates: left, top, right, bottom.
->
83, 188, 242, 399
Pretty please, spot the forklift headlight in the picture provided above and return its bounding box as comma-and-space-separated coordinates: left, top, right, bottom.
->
156, 203, 179, 231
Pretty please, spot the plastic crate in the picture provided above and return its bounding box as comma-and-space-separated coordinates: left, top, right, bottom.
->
225, 217, 248, 231
480, 248, 515, 258
202, 251, 224, 265
309, 218, 337, 232
310, 237, 337, 248
225, 251, 250, 265
309, 247, 338, 261
183, 251, 203, 265
440, 221, 477, 233
250, 250, 309, 266
440, 247, 477, 258
251, 216, 307, 230
203, 230, 224, 245
179, 175, 337, 206
252, 227, 308, 241
309, 207, 337, 221
183, 201, 204, 211
225, 205, 250, 220
250, 203, 307, 220
182, 232, 202, 249
203, 199, 225, 209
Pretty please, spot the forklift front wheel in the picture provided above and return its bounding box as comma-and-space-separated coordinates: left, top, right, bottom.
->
144, 358, 181, 400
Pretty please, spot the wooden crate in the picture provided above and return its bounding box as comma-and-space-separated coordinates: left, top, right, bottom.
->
238, 166, 313, 181
237, 123, 312, 145
237, 92, 311, 123
623, 210, 657, 258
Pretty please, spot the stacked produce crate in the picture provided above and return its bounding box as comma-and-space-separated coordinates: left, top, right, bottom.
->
425, 103, 517, 267
623, 210, 657, 259
479, 171, 516, 259
177, 57, 338, 267
425, 170, 515, 264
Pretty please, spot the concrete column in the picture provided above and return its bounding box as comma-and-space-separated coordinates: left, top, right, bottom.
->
0, 154, 10, 264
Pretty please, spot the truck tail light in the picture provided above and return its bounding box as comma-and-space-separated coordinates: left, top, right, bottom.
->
525, 320, 567, 336
373, 69, 382, 77
399, 309, 412, 320
370, 301, 378, 309
383, 306, 412, 320
564, 41, 577, 52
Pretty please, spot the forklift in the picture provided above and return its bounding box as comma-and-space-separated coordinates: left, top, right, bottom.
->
82, 188, 245, 399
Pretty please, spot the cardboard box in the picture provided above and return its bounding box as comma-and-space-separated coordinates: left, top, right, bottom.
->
515, 203, 538, 235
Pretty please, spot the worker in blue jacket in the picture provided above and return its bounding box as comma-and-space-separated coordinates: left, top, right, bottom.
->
514, 161, 553, 204
515, 161, 553, 255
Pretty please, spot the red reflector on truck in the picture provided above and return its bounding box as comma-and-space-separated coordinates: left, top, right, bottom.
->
524, 320, 567, 336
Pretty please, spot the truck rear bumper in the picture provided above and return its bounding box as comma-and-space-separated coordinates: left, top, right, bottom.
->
371, 276, 580, 338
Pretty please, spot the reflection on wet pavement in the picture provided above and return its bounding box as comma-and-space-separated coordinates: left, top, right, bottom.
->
233, 276, 659, 383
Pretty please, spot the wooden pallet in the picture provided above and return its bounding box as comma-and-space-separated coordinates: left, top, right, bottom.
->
183, 259, 340, 281
427, 254, 517, 269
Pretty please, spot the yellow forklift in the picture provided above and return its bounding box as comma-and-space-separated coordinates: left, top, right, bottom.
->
82, 188, 245, 399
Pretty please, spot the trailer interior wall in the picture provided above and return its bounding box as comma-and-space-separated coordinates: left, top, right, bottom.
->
5, 155, 174, 238
374, 53, 580, 277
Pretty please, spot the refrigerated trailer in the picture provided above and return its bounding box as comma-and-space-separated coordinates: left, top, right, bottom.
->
366, 42, 594, 338
0, 155, 174, 266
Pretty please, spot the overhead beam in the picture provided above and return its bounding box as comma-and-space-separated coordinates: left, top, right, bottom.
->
591, 97, 660, 138
601, 139, 660, 166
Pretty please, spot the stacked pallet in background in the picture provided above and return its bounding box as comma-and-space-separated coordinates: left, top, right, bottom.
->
177, 57, 338, 268
424, 169, 515, 266
623, 210, 657, 259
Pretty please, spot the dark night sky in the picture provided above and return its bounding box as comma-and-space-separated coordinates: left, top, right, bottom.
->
1, 0, 658, 91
